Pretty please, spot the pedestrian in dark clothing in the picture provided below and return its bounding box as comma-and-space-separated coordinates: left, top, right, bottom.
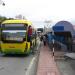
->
43, 35, 46, 46
40, 35, 43, 41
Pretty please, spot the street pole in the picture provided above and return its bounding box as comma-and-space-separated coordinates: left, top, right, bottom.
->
52, 29, 55, 59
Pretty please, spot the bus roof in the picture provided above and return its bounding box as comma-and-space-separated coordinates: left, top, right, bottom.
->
2, 19, 32, 25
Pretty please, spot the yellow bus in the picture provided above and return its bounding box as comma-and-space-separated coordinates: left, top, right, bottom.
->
1, 19, 37, 54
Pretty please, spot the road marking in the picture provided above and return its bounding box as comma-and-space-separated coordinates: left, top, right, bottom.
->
25, 56, 36, 75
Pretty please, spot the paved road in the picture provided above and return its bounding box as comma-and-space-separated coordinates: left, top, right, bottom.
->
0, 39, 41, 75
0, 54, 38, 75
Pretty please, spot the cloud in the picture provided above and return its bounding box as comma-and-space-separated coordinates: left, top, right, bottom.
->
0, 0, 75, 28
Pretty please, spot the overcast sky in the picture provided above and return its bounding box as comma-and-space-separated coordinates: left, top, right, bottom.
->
0, 0, 75, 28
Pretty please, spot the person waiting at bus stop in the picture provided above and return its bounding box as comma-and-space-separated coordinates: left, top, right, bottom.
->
40, 35, 43, 41
43, 35, 46, 46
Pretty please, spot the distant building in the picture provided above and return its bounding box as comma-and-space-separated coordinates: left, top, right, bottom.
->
37, 28, 43, 33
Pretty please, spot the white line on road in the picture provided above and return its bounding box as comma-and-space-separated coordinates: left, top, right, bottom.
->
25, 56, 36, 75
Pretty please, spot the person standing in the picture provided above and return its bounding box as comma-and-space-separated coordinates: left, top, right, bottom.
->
40, 35, 43, 42
43, 35, 46, 46
28, 26, 32, 46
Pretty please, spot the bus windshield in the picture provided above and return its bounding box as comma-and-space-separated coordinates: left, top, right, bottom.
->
2, 24, 27, 43
2, 24, 27, 30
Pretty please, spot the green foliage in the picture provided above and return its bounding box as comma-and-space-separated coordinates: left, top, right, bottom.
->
0, 16, 14, 24
0, 16, 7, 23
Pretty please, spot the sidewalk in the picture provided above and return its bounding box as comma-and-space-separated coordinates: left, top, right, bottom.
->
36, 44, 60, 75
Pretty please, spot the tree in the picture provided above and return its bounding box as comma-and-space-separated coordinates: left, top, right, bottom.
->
0, 16, 7, 23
